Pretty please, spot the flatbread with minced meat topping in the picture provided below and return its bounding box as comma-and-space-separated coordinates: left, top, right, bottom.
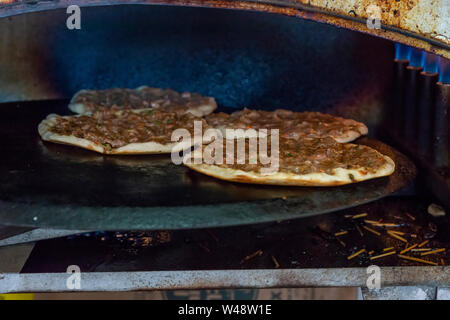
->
205, 108, 368, 143
39, 108, 209, 154
68, 86, 217, 117
184, 137, 395, 186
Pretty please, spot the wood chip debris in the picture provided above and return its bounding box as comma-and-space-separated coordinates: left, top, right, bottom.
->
362, 225, 381, 236
405, 212, 416, 221
420, 248, 445, 256
370, 251, 396, 260
364, 219, 402, 227
351, 213, 368, 219
398, 254, 438, 266
418, 240, 429, 248
271, 255, 280, 268
355, 224, 364, 237
387, 230, 408, 243
389, 230, 406, 235
400, 243, 418, 254
337, 212, 446, 267
374, 223, 401, 227
240, 249, 263, 264
336, 238, 346, 247
347, 249, 366, 260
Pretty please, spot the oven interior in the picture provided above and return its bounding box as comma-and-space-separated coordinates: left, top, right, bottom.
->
0, 4, 448, 294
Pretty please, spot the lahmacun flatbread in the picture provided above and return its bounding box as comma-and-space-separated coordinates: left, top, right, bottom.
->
184, 137, 395, 186
38, 108, 209, 155
68, 86, 217, 117
205, 108, 368, 143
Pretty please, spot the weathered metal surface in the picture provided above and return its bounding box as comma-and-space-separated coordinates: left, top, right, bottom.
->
0, 229, 90, 247
0, 225, 33, 241
1, 267, 450, 293
384, 80, 450, 208
361, 286, 437, 300
0, 0, 448, 58
301, 0, 449, 45
0, 99, 415, 230
437, 287, 450, 300
0, 243, 35, 273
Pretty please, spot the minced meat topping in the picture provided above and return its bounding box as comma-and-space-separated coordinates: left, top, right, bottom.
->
205, 137, 387, 175
50, 108, 208, 150
72, 87, 216, 114
206, 108, 366, 140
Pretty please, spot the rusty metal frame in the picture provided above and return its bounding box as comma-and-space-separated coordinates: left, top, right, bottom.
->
0, 0, 449, 58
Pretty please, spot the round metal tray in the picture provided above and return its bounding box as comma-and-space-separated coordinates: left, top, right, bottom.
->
0, 100, 416, 230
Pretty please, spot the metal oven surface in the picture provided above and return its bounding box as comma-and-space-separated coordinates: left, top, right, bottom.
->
0, 99, 415, 230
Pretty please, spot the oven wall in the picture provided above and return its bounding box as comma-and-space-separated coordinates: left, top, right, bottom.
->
0, 5, 393, 130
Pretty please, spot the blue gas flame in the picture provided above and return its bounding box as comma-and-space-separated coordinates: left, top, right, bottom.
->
395, 43, 411, 60
421, 52, 439, 73
395, 42, 450, 83
439, 58, 450, 84
409, 48, 423, 67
